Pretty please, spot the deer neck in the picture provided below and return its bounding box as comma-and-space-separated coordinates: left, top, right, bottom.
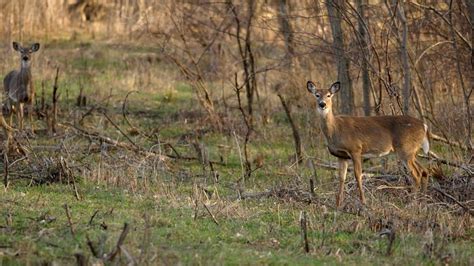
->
18, 64, 32, 86
320, 109, 337, 141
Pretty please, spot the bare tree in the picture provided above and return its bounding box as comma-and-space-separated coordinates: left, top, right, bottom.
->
276, 0, 303, 163
278, 0, 295, 67
448, 0, 472, 150
395, 1, 412, 114
326, 0, 354, 114
356, 0, 372, 116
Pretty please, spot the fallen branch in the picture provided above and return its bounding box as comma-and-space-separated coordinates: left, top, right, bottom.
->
418, 153, 473, 175
430, 132, 469, 151
60, 122, 168, 161
432, 185, 473, 215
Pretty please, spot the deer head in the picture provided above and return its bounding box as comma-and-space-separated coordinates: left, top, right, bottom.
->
12, 42, 40, 68
306, 81, 340, 116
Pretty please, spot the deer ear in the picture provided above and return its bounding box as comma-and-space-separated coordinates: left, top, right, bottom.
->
307, 81, 317, 94
31, 43, 40, 52
12, 42, 20, 51
329, 82, 341, 94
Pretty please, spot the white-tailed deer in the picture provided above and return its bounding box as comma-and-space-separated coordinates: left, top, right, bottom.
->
307, 81, 429, 208
3, 42, 40, 134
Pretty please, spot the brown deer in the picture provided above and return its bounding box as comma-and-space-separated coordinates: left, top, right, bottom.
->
306, 81, 429, 208
3, 42, 40, 134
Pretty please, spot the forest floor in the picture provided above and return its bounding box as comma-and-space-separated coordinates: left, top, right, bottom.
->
0, 39, 472, 265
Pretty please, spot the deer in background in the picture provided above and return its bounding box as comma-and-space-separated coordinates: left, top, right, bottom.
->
3, 42, 40, 135
306, 81, 429, 208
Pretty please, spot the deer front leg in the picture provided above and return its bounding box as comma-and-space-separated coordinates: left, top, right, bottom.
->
17, 103, 24, 131
28, 102, 34, 134
351, 152, 366, 205
336, 158, 349, 208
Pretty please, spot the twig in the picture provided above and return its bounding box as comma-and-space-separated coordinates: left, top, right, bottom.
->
74, 253, 87, 266
299, 211, 310, 253
193, 199, 199, 220
277, 92, 303, 163
202, 201, 219, 225
86, 234, 99, 257
3, 152, 9, 188
88, 210, 99, 226
121, 90, 140, 132
379, 226, 396, 256
101, 111, 139, 150
120, 246, 137, 266
63, 204, 75, 237
52, 67, 60, 134
309, 179, 315, 197
60, 156, 81, 200
106, 223, 130, 261
233, 74, 252, 179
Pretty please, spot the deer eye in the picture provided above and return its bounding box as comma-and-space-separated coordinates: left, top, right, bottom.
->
315, 94, 320, 98
327, 94, 331, 97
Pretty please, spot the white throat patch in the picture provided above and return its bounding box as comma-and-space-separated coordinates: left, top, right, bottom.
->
318, 107, 330, 116
21, 60, 29, 68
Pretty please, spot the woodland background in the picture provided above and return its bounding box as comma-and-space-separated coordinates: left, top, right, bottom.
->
0, 0, 472, 265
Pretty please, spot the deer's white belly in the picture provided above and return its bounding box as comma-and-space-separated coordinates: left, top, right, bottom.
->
362, 150, 391, 159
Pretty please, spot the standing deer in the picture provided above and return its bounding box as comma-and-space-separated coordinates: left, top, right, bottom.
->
306, 81, 429, 208
3, 42, 40, 134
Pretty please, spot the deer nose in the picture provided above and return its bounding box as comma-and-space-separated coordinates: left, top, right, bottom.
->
22, 56, 29, 61
319, 102, 326, 108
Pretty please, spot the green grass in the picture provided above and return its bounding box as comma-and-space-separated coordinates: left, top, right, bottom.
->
0, 39, 472, 265
2, 184, 471, 265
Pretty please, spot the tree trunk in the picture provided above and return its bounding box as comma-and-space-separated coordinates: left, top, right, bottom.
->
276, 1, 303, 163
326, 0, 353, 114
397, 1, 411, 114
356, 0, 371, 116
449, 0, 472, 151
278, 0, 295, 67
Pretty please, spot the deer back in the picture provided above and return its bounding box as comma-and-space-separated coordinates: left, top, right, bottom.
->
328, 115, 426, 156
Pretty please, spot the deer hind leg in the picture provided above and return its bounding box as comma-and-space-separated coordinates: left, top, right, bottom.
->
351, 152, 366, 205
413, 159, 429, 192
400, 153, 422, 192
336, 158, 349, 208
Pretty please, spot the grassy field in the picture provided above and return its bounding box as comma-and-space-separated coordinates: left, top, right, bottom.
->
0, 40, 472, 265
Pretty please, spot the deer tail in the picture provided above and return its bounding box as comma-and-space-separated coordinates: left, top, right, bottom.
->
422, 123, 430, 155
